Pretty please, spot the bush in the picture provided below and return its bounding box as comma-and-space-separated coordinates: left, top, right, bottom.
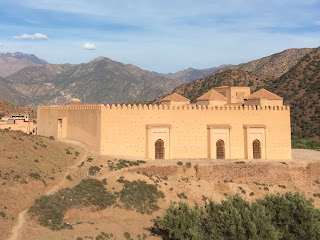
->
119, 180, 164, 214
153, 193, 320, 240
108, 159, 146, 171
177, 161, 183, 166
89, 166, 101, 176
29, 172, 41, 180
65, 175, 72, 181
29, 179, 116, 230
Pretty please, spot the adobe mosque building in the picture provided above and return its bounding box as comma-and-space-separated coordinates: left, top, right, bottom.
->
37, 87, 291, 160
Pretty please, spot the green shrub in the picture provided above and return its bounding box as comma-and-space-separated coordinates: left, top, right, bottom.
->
65, 175, 72, 181
89, 166, 101, 176
177, 161, 183, 166
29, 172, 41, 180
119, 180, 164, 214
108, 159, 146, 171
177, 192, 188, 199
29, 179, 116, 230
153, 192, 320, 240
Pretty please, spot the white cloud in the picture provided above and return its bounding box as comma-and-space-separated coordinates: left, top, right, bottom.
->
83, 43, 96, 50
13, 33, 49, 40
0, 42, 3, 47
315, 21, 320, 25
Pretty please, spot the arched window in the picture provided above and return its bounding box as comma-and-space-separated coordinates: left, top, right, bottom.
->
253, 139, 261, 159
155, 139, 165, 159
216, 139, 225, 159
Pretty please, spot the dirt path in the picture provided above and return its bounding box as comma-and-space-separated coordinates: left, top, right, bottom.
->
7, 139, 89, 240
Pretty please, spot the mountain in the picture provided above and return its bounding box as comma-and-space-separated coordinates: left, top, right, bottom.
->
155, 65, 231, 82
6, 57, 183, 106
172, 69, 273, 101
229, 48, 314, 77
0, 77, 26, 105
0, 52, 48, 77
265, 47, 320, 139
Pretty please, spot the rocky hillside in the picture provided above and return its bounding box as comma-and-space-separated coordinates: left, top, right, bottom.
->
229, 48, 314, 77
0, 52, 47, 77
0, 77, 26, 105
156, 65, 230, 82
265, 48, 320, 139
173, 69, 273, 101
6, 57, 183, 106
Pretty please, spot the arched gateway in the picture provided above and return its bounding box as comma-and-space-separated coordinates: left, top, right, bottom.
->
155, 139, 165, 159
253, 139, 261, 159
216, 139, 225, 159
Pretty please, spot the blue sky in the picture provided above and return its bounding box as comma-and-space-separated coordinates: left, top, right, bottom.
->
0, 0, 320, 73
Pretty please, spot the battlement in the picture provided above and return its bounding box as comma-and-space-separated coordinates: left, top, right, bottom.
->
104, 104, 290, 111
38, 104, 104, 110
38, 103, 290, 111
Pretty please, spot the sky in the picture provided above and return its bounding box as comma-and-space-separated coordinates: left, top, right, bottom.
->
0, 0, 320, 73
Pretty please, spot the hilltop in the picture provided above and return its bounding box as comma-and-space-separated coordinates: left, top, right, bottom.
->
0, 52, 47, 78
229, 48, 314, 77
155, 65, 230, 82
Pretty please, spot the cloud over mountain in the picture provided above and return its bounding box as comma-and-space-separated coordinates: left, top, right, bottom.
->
13, 33, 49, 40
83, 43, 96, 50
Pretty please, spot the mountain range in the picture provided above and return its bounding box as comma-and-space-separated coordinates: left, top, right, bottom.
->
0, 47, 319, 139
4, 57, 183, 106
154, 65, 231, 82
0, 52, 47, 77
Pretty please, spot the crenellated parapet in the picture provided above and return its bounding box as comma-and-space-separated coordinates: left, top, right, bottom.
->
103, 104, 290, 111
38, 104, 104, 110
38, 104, 290, 111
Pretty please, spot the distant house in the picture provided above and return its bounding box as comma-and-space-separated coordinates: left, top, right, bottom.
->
0, 113, 36, 134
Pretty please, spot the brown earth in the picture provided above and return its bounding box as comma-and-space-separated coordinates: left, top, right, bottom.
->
2, 136, 319, 240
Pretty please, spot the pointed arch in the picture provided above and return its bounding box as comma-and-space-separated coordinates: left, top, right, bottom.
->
155, 139, 165, 159
216, 139, 225, 159
253, 139, 261, 159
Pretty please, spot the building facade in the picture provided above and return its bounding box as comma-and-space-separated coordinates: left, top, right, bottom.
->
37, 87, 291, 160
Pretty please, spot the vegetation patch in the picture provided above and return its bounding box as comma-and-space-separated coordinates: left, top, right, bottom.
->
292, 136, 320, 151
29, 179, 116, 230
152, 192, 320, 240
88, 166, 101, 176
29, 172, 41, 180
119, 180, 164, 214
108, 159, 146, 171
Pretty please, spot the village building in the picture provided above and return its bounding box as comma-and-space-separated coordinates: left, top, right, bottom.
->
37, 86, 291, 160
0, 113, 37, 134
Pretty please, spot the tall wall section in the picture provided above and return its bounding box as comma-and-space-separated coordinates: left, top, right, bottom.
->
37, 105, 103, 153
100, 104, 291, 160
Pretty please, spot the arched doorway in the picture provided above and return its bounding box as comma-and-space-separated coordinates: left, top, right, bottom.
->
216, 139, 225, 159
253, 139, 261, 159
155, 139, 165, 159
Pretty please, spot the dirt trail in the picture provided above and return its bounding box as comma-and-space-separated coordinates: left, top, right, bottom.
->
7, 139, 89, 240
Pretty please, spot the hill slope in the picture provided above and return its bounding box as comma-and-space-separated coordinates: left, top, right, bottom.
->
6, 57, 183, 106
265, 47, 320, 139
0, 52, 47, 77
156, 65, 230, 82
0, 77, 26, 105
173, 69, 273, 101
229, 48, 314, 77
